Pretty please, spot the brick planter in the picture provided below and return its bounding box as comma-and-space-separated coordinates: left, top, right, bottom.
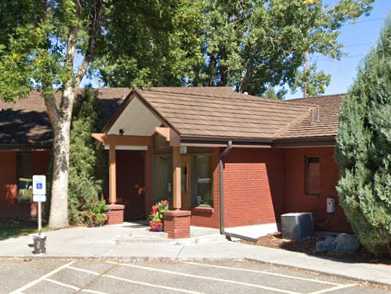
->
164, 210, 191, 239
106, 204, 125, 225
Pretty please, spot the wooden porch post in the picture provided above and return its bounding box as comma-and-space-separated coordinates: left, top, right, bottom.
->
172, 146, 182, 209
109, 144, 117, 204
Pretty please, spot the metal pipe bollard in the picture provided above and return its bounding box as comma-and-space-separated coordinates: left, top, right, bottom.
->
32, 234, 47, 254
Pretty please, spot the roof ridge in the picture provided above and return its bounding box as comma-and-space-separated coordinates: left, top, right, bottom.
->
286, 93, 346, 102
273, 106, 316, 138
140, 87, 316, 108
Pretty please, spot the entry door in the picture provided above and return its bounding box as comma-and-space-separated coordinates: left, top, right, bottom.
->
117, 151, 145, 220
181, 155, 192, 209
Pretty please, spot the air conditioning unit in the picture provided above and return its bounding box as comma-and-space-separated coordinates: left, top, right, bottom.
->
281, 212, 314, 241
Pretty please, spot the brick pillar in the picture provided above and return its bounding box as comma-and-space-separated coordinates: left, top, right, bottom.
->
164, 210, 191, 239
106, 204, 125, 224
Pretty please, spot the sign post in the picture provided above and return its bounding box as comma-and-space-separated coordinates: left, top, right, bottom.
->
32, 175, 47, 254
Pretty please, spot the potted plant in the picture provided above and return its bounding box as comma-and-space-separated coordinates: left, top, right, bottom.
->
149, 200, 168, 232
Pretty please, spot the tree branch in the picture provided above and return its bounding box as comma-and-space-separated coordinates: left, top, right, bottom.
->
44, 93, 60, 127
75, 0, 103, 85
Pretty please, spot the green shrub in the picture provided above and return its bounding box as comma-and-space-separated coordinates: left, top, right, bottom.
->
337, 18, 391, 256
69, 89, 106, 226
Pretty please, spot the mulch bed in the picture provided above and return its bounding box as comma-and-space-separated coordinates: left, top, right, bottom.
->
242, 232, 391, 265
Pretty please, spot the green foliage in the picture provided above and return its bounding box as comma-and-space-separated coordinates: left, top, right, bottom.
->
336, 17, 391, 256
197, 0, 373, 96
95, 0, 205, 87
97, 0, 373, 97
69, 89, 106, 226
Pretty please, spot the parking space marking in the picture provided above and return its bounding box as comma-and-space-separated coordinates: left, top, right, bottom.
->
81, 289, 109, 294
44, 277, 109, 294
68, 265, 100, 276
104, 273, 205, 294
309, 284, 357, 294
10, 261, 75, 294
67, 265, 204, 294
107, 261, 301, 294
184, 262, 340, 286
45, 278, 80, 290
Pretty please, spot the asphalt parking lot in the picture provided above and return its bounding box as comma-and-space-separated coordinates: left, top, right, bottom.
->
0, 259, 390, 294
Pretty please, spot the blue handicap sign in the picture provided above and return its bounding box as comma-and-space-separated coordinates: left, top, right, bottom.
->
36, 183, 43, 189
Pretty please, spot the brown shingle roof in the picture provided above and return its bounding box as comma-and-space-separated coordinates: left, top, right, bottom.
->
137, 88, 315, 141
276, 94, 344, 142
0, 88, 130, 147
0, 87, 343, 147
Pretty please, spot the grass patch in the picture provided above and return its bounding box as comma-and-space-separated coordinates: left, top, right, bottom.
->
0, 219, 44, 241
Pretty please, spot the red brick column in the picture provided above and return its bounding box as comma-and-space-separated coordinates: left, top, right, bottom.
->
106, 204, 125, 224
164, 210, 191, 239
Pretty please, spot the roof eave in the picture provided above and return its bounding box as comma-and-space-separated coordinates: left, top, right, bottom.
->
272, 135, 336, 148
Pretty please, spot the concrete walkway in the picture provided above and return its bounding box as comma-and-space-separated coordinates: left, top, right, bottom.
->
0, 223, 390, 286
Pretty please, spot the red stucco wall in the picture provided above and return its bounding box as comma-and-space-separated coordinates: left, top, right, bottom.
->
283, 147, 351, 232
0, 150, 49, 220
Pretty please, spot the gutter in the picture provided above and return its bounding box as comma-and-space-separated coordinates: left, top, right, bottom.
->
219, 140, 233, 235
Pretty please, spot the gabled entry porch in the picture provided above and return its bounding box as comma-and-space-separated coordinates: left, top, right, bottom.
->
92, 91, 218, 238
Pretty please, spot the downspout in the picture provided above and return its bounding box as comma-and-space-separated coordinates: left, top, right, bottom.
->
219, 140, 233, 234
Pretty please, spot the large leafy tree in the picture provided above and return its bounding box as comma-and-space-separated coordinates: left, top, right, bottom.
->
198, 0, 374, 96
0, 0, 201, 229
337, 18, 391, 256
96, 0, 205, 87
100, 0, 374, 97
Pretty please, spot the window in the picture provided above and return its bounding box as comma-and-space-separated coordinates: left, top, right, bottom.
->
191, 154, 213, 207
305, 157, 320, 196
152, 154, 173, 202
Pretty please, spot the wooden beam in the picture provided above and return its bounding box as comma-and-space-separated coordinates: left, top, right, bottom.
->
154, 127, 180, 147
172, 146, 182, 209
92, 133, 151, 146
109, 144, 117, 204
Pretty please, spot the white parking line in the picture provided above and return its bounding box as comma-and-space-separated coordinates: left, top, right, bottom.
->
107, 261, 301, 294
45, 277, 109, 294
68, 265, 100, 276
104, 274, 205, 294
67, 265, 204, 294
309, 284, 357, 294
45, 278, 79, 290
82, 289, 109, 294
9, 261, 75, 294
184, 262, 340, 286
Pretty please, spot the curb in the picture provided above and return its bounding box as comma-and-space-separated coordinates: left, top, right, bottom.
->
245, 257, 391, 289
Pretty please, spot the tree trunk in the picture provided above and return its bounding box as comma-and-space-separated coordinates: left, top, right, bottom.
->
48, 87, 74, 229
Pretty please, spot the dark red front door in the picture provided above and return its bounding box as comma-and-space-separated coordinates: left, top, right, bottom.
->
116, 150, 145, 220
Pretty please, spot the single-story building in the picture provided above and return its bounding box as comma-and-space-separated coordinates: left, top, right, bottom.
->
0, 87, 351, 235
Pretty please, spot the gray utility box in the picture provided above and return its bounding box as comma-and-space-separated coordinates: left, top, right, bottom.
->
281, 212, 314, 241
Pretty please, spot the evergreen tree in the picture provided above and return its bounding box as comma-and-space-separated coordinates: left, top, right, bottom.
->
337, 18, 391, 256
69, 89, 105, 225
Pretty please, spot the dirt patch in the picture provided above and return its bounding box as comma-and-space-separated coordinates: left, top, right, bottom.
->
242, 232, 391, 265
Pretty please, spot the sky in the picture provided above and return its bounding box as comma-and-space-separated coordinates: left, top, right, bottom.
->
286, 0, 391, 99
83, 0, 391, 99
